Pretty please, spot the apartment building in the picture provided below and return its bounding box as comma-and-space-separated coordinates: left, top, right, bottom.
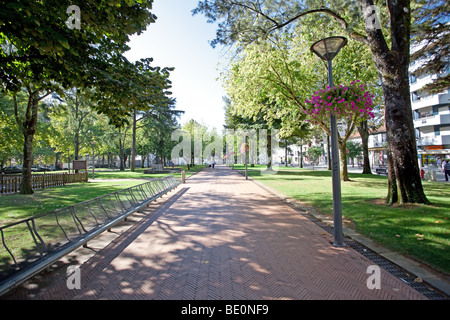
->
410, 57, 450, 167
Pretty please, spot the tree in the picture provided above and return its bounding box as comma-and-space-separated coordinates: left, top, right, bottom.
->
346, 141, 364, 167
0, 0, 157, 193
59, 88, 94, 162
222, 35, 374, 180
194, 0, 430, 204
124, 59, 175, 171
0, 93, 22, 168
182, 119, 210, 166
330, 36, 384, 175
142, 98, 183, 167
304, 80, 376, 180
411, 0, 449, 94
307, 145, 324, 169
224, 95, 285, 169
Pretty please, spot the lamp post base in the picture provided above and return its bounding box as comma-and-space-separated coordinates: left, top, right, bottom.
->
333, 241, 346, 248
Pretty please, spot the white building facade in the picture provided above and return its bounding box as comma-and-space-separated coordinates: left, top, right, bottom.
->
410, 57, 450, 167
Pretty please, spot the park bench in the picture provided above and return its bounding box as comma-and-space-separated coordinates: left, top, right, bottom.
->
375, 166, 388, 175
0, 176, 181, 297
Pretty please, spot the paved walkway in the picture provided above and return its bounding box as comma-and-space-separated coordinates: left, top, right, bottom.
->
4, 166, 436, 300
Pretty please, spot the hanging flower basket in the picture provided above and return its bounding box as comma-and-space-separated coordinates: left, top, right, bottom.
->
304, 80, 375, 125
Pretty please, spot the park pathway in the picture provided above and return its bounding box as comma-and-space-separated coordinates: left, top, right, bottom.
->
5, 165, 431, 300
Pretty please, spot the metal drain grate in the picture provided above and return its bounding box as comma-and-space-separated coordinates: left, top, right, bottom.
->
344, 238, 447, 300
296, 209, 449, 300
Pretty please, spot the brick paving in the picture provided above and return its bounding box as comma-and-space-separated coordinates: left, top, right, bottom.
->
5, 165, 429, 300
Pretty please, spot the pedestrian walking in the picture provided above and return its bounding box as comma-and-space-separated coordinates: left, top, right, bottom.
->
444, 160, 450, 182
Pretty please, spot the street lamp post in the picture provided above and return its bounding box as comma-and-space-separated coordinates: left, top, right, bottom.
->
310, 36, 347, 247
86, 154, 90, 182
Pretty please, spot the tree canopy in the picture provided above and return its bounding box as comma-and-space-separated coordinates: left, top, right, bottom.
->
0, 0, 181, 193
194, 0, 433, 205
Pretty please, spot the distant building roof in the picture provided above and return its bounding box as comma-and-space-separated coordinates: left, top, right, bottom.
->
348, 124, 386, 140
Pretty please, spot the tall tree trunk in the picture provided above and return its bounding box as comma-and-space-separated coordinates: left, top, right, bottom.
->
299, 139, 303, 168
383, 80, 429, 204
327, 134, 331, 170
338, 139, 350, 181
284, 139, 288, 167
20, 128, 35, 194
119, 137, 125, 171
74, 92, 80, 162
357, 120, 372, 174
267, 131, 272, 169
360, 0, 429, 205
131, 107, 136, 172
74, 130, 80, 173
385, 143, 398, 205
16, 92, 40, 194
54, 152, 59, 169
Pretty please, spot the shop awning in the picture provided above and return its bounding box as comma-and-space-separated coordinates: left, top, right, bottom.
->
418, 149, 450, 155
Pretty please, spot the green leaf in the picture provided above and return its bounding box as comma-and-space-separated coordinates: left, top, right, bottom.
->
58, 39, 70, 50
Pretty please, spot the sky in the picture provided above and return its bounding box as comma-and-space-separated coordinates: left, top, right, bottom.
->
124, 0, 228, 130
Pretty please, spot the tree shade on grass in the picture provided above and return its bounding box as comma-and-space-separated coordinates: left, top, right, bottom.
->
0, 166, 203, 223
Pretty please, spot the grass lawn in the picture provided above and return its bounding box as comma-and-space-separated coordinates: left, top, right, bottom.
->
0, 165, 205, 270
0, 165, 204, 224
233, 164, 450, 274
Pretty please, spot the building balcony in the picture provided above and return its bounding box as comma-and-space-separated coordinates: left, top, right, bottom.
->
411, 91, 450, 110
368, 140, 387, 150
413, 113, 450, 128
410, 78, 430, 93
416, 134, 450, 147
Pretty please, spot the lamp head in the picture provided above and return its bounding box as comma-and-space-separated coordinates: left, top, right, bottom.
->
310, 36, 348, 61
